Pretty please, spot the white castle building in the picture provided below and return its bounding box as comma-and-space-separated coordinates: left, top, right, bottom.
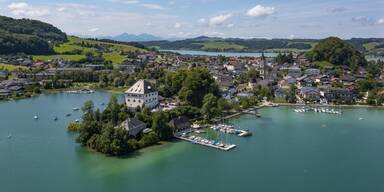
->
125, 80, 159, 109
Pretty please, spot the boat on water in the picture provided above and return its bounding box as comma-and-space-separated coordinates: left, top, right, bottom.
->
7, 134, 12, 139
34, 115, 39, 120
73, 108, 79, 111
75, 119, 80, 123
54, 117, 58, 121
66, 113, 71, 117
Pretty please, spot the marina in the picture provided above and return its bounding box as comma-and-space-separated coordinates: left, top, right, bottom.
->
174, 132, 236, 151
293, 106, 342, 114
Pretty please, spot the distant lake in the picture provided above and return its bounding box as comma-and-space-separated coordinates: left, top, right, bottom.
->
366, 55, 384, 62
2, 92, 384, 192
160, 49, 279, 57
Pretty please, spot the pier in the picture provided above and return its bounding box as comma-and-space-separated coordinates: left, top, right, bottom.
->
174, 132, 236, 151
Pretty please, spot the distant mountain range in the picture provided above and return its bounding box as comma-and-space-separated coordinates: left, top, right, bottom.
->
99, 33, 163, 42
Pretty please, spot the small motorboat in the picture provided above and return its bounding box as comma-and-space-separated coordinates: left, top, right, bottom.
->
75, 119, 80, 123
73, 108, 79, 111
34, 115, 39, 120
54, 117, 58, 121
66, 113, 71, 117
7, 134, 12, 139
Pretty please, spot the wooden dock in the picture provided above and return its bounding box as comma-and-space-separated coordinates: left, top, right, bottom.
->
174, 135, 236, 151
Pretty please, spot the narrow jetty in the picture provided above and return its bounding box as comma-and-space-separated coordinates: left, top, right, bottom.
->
174, 132, 236, 151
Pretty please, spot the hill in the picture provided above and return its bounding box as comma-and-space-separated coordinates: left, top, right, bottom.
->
101, 33, 163, 42
142, 37, 316, 52
305, 37, 367, 67
142, 36, 384, 55
0, 15, 67, 55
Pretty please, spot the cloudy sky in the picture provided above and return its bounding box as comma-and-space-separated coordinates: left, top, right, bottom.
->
0, 0, 383, 39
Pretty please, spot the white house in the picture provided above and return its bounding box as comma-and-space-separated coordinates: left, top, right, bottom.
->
125, 80, 159, 109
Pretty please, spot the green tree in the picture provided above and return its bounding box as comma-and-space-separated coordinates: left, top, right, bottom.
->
151, 111, 173, 140
201, 93, 219, 120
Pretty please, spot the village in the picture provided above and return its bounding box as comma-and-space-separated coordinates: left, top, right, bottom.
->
1, 49, 384, 105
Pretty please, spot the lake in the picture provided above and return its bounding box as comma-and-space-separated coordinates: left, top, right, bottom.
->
1, 92, 384, 192
160, 49, 279, 57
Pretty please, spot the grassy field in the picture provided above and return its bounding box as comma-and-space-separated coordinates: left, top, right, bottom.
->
33, 36, 147, 64
363, 42, 378, 51
103, 52, 127, 64
0, 63, 29, 71
199, 42, 245, 51
33, 54, 86, 61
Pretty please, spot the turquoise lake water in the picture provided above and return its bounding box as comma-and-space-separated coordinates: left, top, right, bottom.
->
1, 92, 384, 192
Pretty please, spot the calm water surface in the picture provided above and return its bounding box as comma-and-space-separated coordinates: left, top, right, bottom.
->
160, 49, 279, 57
1, 92, 384, 192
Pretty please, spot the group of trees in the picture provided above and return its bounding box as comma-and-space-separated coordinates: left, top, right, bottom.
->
72, 95, 175, 156
275, 52, 294, 64
159, 68, 219, 107
305, 37, 367, 68
0, 15, 67, 54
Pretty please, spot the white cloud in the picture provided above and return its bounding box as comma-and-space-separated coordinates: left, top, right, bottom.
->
174, 22, 181, 28
204, 31, 225, 37
141, 3, 165, 10
209, 14, 232, 26
246, 5, 275, 17
58, 7, 67, 12
376, 18, 384, 25
198, 18, 207, 23
88, 27, 100, 32
226, 23, 234, 28
110, 0, 140, 4
8, 2, 50, 17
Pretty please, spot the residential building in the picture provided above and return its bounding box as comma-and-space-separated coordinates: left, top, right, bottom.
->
120, 117, 147, 137
169, 116, 191, 133
125, 79, 159, 109
300, 87, 320, 102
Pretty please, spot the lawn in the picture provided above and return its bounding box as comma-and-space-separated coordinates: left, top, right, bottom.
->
0, 63, 29, 71
103, 52, 127, 64
363, 42, 378, 51
35, 36, 146, 64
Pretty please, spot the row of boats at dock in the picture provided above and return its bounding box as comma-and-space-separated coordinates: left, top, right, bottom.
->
177, 132, 236, 151
176, 123, 253, 151
65, 90, 95, 94
293, 107, 342, 115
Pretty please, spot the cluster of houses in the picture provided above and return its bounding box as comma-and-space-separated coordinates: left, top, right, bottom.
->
0, 78, 34, 98
1, 50, 383, 104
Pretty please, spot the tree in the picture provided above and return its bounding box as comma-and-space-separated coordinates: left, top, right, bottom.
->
104, 95, 120, 126
287, 84, 297, 103
201, 93, 219, 120
151, 111, 173, 140
247, 67, 259, 79
82, 100, 95, 122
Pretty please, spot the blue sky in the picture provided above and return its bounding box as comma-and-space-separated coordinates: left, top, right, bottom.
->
0, 0, 383, 39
